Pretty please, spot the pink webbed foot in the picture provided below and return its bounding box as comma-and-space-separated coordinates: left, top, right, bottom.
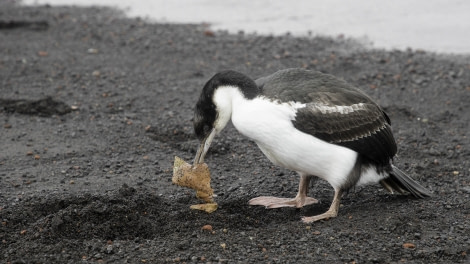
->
249, 196, 318, 209
301, 209, 338, 223
301, 189, 343, 223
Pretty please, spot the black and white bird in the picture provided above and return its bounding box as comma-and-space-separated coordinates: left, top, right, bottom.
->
193, 68, 431, 223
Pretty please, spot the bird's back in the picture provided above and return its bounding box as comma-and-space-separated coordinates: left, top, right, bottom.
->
256, 68, 397, 166
256, 68, 376, 106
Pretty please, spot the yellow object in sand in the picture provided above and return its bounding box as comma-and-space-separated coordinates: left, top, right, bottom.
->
172, 156, 217, 213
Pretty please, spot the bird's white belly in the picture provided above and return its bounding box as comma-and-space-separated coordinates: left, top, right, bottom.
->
231, 98, 359, 188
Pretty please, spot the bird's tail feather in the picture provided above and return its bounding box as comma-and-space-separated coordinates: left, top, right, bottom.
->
380, 165, 432, 198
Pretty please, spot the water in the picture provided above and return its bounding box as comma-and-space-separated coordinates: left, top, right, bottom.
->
23, 0, 470, 54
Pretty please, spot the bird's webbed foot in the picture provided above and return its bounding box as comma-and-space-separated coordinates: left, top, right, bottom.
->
249, 196, 318, 209
301, 189, 343, 223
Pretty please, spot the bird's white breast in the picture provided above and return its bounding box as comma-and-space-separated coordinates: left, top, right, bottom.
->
230, 94, 359, 188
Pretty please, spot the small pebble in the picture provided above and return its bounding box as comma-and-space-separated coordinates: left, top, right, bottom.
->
87, 48, 98, 54
201, 225, 213, 232
403, 243, 416, 249
106, 244, 113, 254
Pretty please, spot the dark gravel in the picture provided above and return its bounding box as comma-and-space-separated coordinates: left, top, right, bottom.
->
1, 2, 469, 263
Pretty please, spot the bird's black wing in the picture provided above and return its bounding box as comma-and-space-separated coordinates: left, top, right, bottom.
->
256, 69, 397, 165
293, 101, 396, 165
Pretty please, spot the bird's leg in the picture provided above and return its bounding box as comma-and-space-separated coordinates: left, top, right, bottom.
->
301, 188, 343, 223
249, 173, 318, 208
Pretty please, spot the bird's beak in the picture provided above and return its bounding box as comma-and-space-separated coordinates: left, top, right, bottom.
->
194, 128, 217, 165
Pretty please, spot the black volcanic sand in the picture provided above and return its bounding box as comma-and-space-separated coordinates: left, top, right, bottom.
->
1, 3, 469, 263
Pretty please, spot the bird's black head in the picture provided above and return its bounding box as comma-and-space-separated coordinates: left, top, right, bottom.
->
193, 91, 216, 141
193, 70, 259, 140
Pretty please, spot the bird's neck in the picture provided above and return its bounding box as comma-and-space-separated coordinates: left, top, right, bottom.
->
212, 85, 250, 132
